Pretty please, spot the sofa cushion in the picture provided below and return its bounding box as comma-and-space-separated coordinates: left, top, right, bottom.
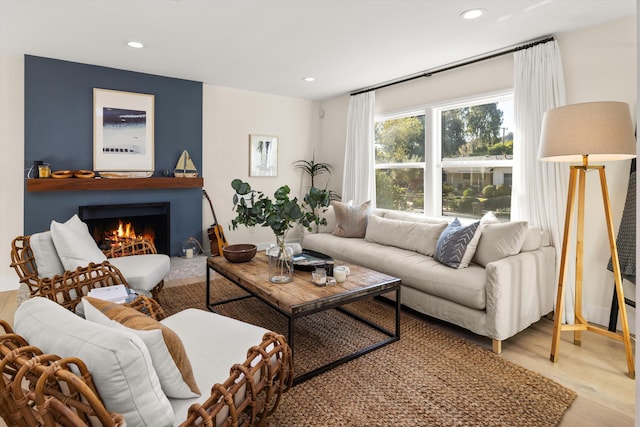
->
108, 253, 170, 293
472, 221, 529, 267
14, 297, 174, 427
82, 296, 200, 399
434, 218, 480, 269
50, 214, 107, 271
365, 214, 447, 257
521, 227, 544, 252
29, 231, 65, 278
378, 209, 447, 225
458, 211, 501, 269
332, 200, 370, 238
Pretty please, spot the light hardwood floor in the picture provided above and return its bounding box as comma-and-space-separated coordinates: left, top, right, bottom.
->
0, 284, 634, 426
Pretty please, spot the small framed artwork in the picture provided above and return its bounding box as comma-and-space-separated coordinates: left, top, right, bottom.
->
93, 88, 155, 172
249, 134, 278, 177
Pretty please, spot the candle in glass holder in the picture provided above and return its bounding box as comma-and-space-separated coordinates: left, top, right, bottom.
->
334, 266, 348, 283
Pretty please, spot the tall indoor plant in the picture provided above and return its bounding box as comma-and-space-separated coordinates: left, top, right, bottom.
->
230, 179, 330, 283
294, 155, 341, 202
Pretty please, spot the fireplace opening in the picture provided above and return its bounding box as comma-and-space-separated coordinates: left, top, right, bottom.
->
78, 202, 170, 255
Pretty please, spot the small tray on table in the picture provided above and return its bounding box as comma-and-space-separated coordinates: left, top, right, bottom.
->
292, 249, 333, 271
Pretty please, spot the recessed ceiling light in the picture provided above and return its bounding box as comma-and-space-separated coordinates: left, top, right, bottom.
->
460, 9, 485, 20
303, 77, 316, 82
127, 41, 144, 49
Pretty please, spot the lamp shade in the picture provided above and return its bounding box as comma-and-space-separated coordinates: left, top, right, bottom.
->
539, 101, 636, 162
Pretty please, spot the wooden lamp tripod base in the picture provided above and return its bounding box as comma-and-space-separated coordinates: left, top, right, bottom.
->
550, 156, 635, 378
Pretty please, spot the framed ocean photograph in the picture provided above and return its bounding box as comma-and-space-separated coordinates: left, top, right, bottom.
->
249, 134, 278, 177
93, 88, 155, 172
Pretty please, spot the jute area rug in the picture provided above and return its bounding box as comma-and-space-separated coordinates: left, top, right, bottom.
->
158, 279, 576, 427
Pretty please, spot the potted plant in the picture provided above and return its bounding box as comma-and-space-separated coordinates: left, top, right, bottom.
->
294, 155, 341, 202
230, 179, 330, 283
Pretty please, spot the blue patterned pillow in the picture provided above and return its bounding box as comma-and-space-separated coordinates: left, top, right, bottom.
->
434, 218, 480, 269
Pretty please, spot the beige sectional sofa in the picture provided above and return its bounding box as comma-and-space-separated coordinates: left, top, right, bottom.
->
302, 206, 556, 353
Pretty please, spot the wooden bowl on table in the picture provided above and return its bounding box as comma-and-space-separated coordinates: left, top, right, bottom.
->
222, 244, 257, 263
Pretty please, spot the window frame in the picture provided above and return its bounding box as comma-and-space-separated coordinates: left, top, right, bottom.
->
374, 90, 514, 219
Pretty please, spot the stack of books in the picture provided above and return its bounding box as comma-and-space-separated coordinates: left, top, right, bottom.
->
87, 284, 130, 304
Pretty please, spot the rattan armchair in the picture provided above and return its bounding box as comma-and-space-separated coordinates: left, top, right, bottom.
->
0, 319, 293, 427
10, 235, 164, 309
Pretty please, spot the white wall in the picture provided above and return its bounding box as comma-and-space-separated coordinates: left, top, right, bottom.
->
0, 53, 24, 291
318, 15, 637, 330
202, 85, 321, 250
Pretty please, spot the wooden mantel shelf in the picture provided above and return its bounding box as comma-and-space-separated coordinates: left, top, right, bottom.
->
27, 177, 204, 192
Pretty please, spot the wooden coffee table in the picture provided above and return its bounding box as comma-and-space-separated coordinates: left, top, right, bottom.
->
206, 252, 401, 384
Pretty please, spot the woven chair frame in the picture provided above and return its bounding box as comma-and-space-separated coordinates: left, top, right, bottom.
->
0, 320, 125, 427
0, 319, 292, 427
34, 261, 130, 312
10, 235, 163, 309
101, 237, 157, 258
179, 331, 293, 427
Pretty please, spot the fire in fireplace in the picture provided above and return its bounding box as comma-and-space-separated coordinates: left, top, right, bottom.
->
78, 202, 170, 255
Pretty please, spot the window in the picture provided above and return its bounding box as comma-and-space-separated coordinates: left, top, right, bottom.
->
374, 92, 513, 220
374, 113, 426, 212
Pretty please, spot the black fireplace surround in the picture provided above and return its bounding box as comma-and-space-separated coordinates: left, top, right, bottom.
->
78, 202, 170, 255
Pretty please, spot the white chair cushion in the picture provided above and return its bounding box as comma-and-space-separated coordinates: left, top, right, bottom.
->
108, 254, 170, 293
50, 214, 107, 271
14, 297, 175, 427
29, 231, 65, 278
161, 308, 270, 422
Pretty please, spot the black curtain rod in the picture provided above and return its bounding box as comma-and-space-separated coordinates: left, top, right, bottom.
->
350, 36, 555, 96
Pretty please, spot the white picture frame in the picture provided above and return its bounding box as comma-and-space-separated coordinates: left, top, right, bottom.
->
93, 88, 155, 172
249, 134, 278, 177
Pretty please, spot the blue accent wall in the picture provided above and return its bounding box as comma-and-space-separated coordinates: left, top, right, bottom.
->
24, 55, 203, 256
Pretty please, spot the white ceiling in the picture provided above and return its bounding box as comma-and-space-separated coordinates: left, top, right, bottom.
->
0, 0, 635, 101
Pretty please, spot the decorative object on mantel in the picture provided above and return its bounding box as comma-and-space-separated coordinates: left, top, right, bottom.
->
98, 171, 154, 179
51, 170, 73, 179
539, 101, 636, 378
229, 179, 330, 283
174, 150, 198, 178
73, 170, 95, 179
93, 88, 155, 173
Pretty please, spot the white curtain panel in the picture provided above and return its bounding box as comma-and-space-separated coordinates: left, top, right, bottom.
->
342, 91, 376, 205
512, 40, 575, 323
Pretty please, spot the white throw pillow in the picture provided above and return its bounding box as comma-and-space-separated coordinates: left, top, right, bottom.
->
14, 297, 175, 426
458, 211, 501, 269
472, 221, 529, 267
29, 231, 65, 278
50, 214, 107, 271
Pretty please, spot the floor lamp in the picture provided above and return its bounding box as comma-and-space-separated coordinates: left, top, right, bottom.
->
539, 101, 636, 379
